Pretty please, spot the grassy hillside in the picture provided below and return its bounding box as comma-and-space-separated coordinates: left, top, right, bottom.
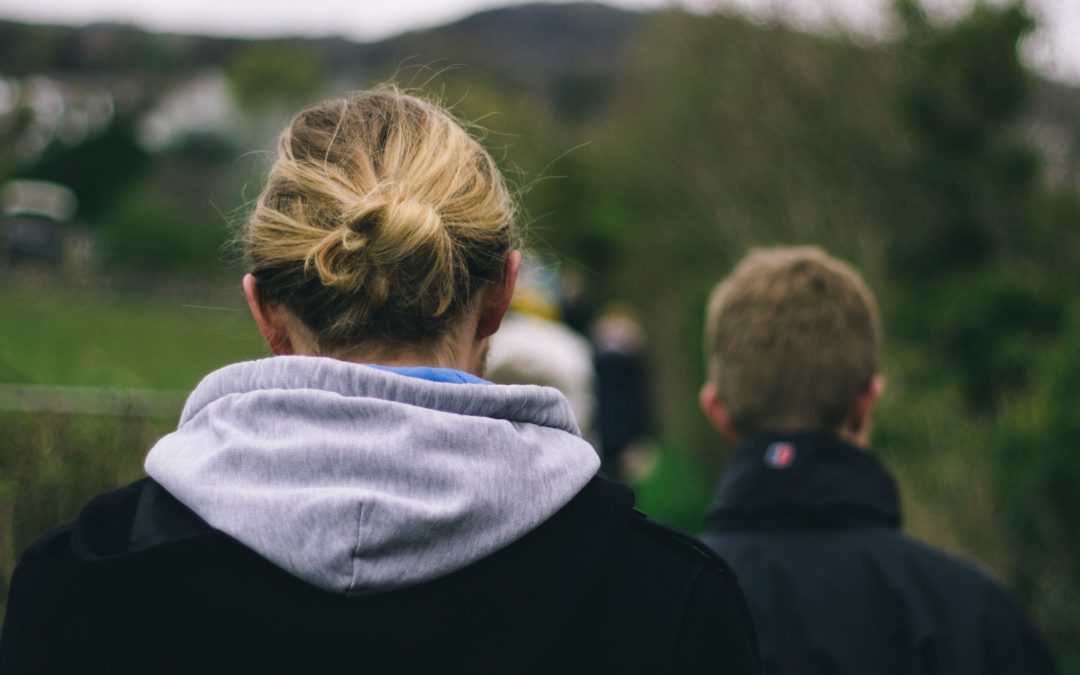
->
0, 282, 264, 389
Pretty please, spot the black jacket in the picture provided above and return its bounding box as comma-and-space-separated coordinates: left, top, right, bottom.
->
700, 432, 1056, 675
2, 476, 760, 674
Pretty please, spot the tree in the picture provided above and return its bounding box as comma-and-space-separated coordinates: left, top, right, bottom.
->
888, 1, 1068, 413
226, 42, 325, 112
21, 114, 147, 221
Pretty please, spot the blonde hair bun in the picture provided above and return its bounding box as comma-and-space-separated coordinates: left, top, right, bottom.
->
245, 87, 516, 351
308, 188, 449, 302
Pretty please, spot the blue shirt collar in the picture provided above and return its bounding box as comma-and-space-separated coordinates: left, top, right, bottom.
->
366, 364, 490, 385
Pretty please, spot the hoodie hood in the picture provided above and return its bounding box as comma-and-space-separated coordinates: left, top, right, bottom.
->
144, 356, 600, 596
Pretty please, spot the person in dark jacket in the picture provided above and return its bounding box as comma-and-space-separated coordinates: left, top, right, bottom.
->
0, 88, 760, 674
696, 246, 1056, 675
591, 306, 656, 481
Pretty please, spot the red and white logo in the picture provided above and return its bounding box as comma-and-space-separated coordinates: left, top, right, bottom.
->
764, 442, 796, 469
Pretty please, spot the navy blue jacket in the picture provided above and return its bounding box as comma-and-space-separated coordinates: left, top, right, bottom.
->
701, 432, 1056, 675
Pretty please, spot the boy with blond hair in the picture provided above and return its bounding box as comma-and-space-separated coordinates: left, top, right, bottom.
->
698, 246, 1055, 674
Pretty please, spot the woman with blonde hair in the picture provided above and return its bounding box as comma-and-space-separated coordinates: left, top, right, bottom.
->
1, 88, 759, 674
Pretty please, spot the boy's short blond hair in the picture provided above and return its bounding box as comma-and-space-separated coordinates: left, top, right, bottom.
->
704, 246, 881, 435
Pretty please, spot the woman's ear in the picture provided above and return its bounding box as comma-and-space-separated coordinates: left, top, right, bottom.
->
243, 273, 295, 356
477, 250, 522, 339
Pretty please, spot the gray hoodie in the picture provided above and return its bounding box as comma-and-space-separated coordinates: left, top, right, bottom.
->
144, 356, 600, 596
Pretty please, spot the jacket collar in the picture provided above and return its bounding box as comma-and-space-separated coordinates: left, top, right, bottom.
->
706, 431, 901, 532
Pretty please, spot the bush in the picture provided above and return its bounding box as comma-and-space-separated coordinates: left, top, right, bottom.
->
993, 312, 1080, 656
97, 184, 229, 273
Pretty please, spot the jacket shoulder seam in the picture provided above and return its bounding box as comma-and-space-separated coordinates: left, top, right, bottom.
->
631, 511, 738, 576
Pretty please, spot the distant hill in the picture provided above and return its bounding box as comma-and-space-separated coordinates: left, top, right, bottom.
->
0, 2, 1077, 169
0, 4, 641, 95
364, 3, 642, 82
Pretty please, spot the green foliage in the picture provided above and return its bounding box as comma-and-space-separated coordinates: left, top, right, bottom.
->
226, 42, 326, 111
898, 0, 1034, 152
631, 444, 716, 533
549, 73, 613, 124
882, 1, 1079, 418
0, 104, 34, 184
96, 183, 229, 274
881, 4, 1080, 661
890, 270, 1065, 412
0, 22, 72, 75
21, 114, 148, 220
525, 152, 639, 280
891, 1, 1041, 277
993, 312, 1080, 650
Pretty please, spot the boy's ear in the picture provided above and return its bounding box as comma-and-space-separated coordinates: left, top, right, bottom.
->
477, 250, 522, 339
699, 382, 741, 444
844, 374, 886, 447
243, 273, 295, 356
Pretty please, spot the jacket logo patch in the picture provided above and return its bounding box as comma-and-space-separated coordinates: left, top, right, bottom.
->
764, 442, 796, 469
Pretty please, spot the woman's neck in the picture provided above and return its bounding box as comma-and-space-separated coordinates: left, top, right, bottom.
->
330, 317, 490, 377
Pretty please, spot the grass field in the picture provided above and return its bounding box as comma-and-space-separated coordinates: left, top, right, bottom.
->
0, 282, 267, 390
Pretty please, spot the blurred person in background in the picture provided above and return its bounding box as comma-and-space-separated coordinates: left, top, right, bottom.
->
697, 246, 1056, 674
486, 257, 596, 443
0, 87, 760, 674
557, 266, 593, 336
592, 305, 657, 482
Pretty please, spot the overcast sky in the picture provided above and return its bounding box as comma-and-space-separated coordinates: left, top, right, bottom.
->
2, 0, 1078, 84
